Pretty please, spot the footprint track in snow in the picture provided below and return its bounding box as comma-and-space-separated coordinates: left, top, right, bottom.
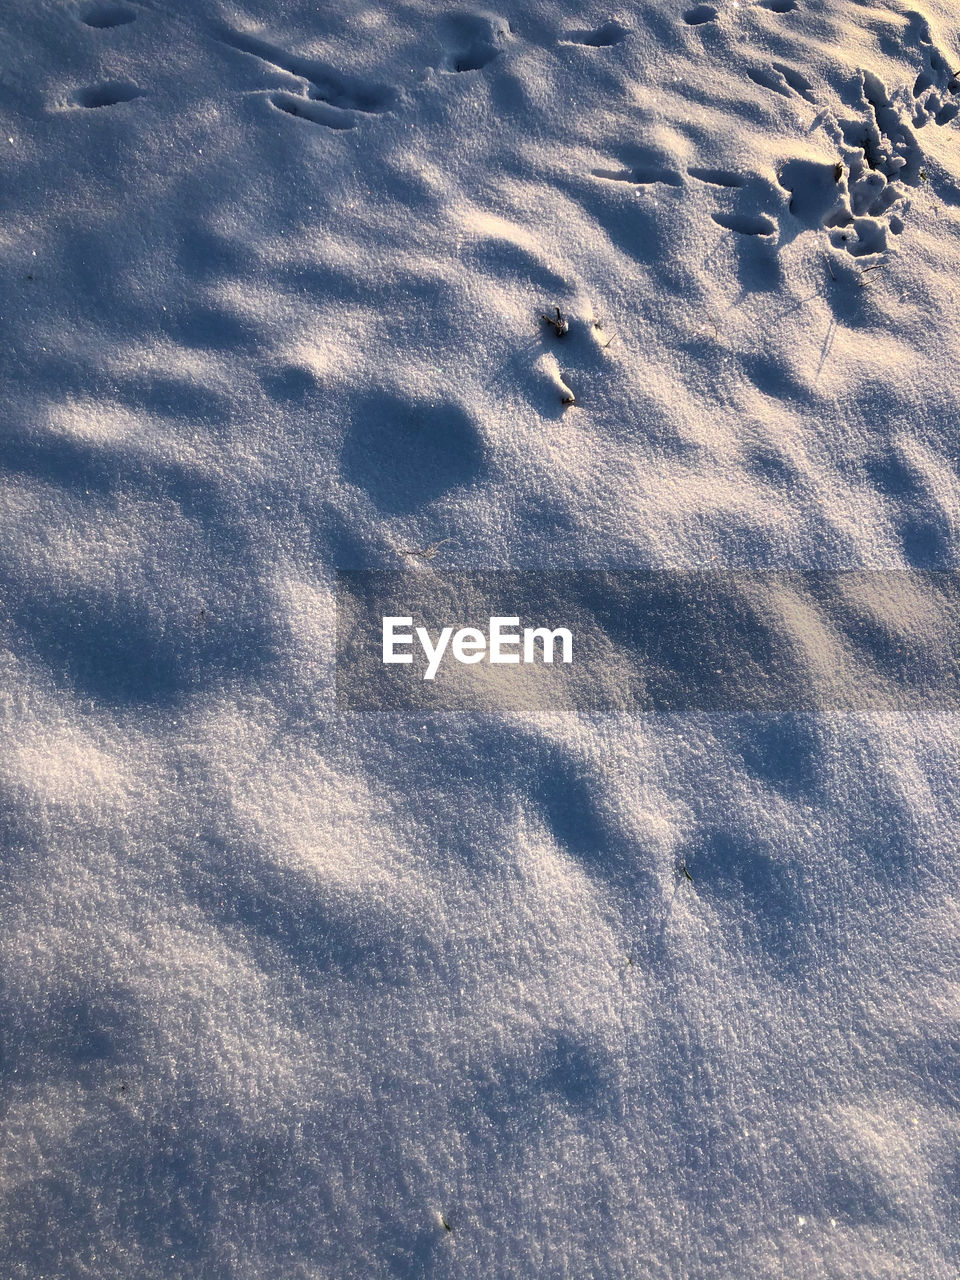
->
688, 167, 744, 188
691, 8, 951, 264
561, 21, 629, 48
684, 5, 718, 25
777, 157, 897, 256
268, 93, 357, 129
593, 167, 682, 186
438, 13, 510, 72
217, 25, 396, 125
747, 62, 816, 102
712, 211, 777, 236
71, 80, 144, 108
79, 3, 137, 28
688, 161, 782, 242
842, 70, 921, 182
907, 11, 960, 127
813, 68, 932, 252
700, 150, 898, 259
71, 5, 142, 108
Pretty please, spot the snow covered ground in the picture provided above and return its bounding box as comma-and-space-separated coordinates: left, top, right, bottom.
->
3, 0, 960, 1274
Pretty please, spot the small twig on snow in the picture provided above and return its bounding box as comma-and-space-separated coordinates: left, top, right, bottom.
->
541, 306, 569, 338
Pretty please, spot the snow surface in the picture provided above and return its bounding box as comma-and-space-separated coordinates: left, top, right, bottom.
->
2, 0, 960, 1275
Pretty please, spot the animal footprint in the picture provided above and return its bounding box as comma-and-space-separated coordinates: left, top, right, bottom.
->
688, 167, 744, 187
697, 166, 783, 248
562, 21, 629, 47
848, 169, 900, 217
907, 11, 960, 127
829, 217, 888, 256
712, 211, 777, 236
778, 158, 845, 223
439, 12, 510, 72
218, 26, 395, 115
684, 5, 718, 24
773, 62, 815, 100
593, 165, 682, 186
71, 80, 143, 108
269, 93, 356, 128
748, 62, 815, 102
776, 154, 902, 256
593, 145, 683, 187
759, 0, 797, 11
847, 70, 921, 179
79, 3, 136, 27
